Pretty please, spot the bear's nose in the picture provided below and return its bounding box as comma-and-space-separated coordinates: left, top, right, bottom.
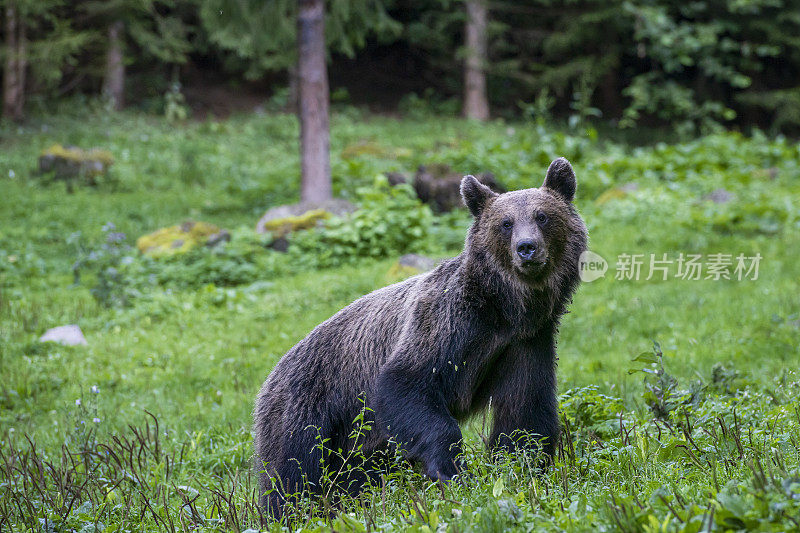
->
516, 241, 537, 261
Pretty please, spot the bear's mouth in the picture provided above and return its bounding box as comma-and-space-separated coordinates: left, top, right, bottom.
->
515, 258, 548, 279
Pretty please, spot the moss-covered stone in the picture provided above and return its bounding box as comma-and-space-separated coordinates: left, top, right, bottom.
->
41, 144, 114, 166
255, 200, 357, 252
259, 209, 330, 239
256, 199, 356, 236
136, 221, 222, 258
38, 144, 114, 189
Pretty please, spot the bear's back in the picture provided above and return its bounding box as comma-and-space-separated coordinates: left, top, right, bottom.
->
263, 257, 461, 419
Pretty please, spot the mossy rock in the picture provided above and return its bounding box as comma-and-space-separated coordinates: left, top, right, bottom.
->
259, 209, 330, 239
255, 199, 356, 236
41, 144, 114, 166
38, 144, 114, 186
136, 221, 222, 259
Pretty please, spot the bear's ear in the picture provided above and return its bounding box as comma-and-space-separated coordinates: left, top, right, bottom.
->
543, 157, 577, 202
461, 175, 498, 217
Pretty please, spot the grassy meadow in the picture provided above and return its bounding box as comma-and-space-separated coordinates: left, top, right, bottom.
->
1, 107, 799, 531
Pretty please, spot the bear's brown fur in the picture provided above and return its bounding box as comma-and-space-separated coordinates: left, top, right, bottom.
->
253, 157, 588, 518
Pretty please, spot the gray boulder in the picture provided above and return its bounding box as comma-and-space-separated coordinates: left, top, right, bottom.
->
398, 254, 437, 272
39, 325, 87, 346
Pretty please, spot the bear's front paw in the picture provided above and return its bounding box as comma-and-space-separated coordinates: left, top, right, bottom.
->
425, 456, 463, 482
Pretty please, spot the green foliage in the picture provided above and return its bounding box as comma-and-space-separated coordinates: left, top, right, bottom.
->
198, 0, 296, 77
0, 0, 93, 95
560, 385, 624, 439
81, 0, 195, 64
628, 341, 701, 420
163, 81, 190, 122
620, 74, 733, 136
2, 368, 800, 530
5, 0, 800, 134
64, 178, 434, 293
0, 0, 196, 115
149, 227, 272, 288
620, 0, 800, 133
289, 177, 435, 268
386, 0, 800, 133
397, 88, 461, 119
0, 246, 45, 286
70, 223, 142, 308
737, 87, 800, 135
493, 1, 628, 108
198, 0, 401, 79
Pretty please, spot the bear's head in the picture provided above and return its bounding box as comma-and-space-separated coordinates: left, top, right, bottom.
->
461, 158, 587, 287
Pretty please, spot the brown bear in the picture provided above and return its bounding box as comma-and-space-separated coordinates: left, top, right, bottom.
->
253, 157, 588, 518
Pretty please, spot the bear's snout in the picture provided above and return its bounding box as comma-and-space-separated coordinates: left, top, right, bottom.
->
516, 241, 538, 261
513, 236, 548, 277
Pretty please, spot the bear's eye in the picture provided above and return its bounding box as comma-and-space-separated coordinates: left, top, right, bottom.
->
536, 212, 549, 225
501, 219, 513, 230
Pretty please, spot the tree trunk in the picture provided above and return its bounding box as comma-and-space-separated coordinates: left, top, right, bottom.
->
599, 70, 621, 119
463, 0, 489, 121
287, 64, 299, 113
297, 0, 331, 203
3, 3, 25, 122
103, 20, 125, 111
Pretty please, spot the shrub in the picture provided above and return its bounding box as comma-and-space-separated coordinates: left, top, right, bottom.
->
70, 223, 143, 308
289, 176, 435, 269
148, 227, 273, 288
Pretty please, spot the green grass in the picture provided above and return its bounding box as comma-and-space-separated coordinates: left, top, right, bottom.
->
1, 107, 799, 531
